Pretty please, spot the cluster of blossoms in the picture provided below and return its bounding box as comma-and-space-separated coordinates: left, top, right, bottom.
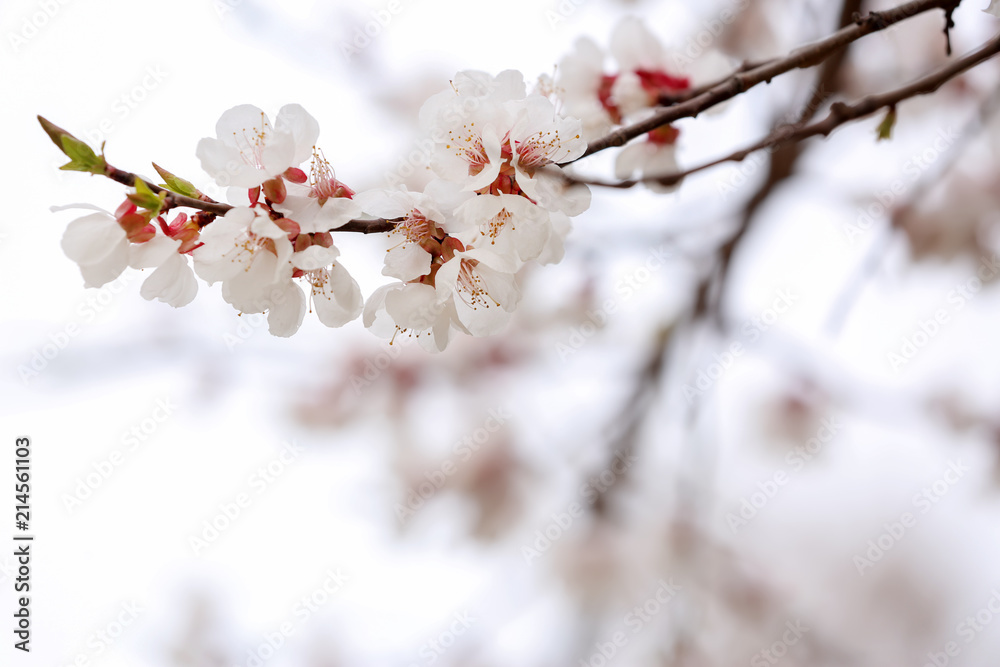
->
361, 69, 590, 349
555, 17, 695, 189
50, 18, 705, 351
56, 70, 593, 350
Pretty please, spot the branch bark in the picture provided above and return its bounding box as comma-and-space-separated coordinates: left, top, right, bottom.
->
574, 0, 963, 161
565, 32, 1000, 190
102, 166, 399, 234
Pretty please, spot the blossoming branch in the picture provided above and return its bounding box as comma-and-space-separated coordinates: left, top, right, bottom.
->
40, 2, 1000, 350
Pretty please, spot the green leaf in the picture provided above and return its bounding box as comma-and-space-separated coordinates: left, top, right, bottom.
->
876, 107, 897, 142
58, 150, 107, 174
58, 159, 101, 173
60, 135, 102, 168
153, 162, 202, 199
39, 116, 107, 174
127, 177, 167, 216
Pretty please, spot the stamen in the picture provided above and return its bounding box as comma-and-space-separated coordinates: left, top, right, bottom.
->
309, 148, 354, 205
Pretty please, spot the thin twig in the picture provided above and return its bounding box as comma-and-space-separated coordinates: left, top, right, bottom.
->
103, 165, 398, 234
711, 0, 865, 322
573, 0, 962, 161
823, 84, 1000, 335
563, 33, 1000, 191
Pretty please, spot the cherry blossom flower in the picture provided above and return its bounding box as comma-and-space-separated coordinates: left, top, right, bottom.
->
61, 210, 130, 288
193, 206, 362, 336
507, 95, 590, 214
556, 20, 692, 137
192, 206, 298, 330
193, 206, 291, 284
196, 104, 319, 189
555, 37, 617, 140
59, 199, 160, 288
556, 18, 693, 190
607, 18, 690, 117
437, 246, 520, 336
287, 242, 363, 331
613, 124, 682, 191
419, 70, 525, 192
420, 70, 589, 212
59, 201, 202, 306
452, 193, 556, 266
353, 187, 447, 282
129, 235, 198, 307
364, 241, 519, 352
274, 148, 362, 233
356, 180, 479, 278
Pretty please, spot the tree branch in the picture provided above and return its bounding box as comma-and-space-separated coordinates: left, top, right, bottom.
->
708, 0, 865, 322
102, 165, 398, 234
104, 166, 232, 216
823, 84, 1000, 335
564, 32, 1000, 191
574, 0, 962, 161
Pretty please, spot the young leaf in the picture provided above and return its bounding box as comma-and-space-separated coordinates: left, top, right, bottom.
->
39, 116, 108, 174
127, 177, 167, 216
153, 162, 203, 199
876, 107, 897, 142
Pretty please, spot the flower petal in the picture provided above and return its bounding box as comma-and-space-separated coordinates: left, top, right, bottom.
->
61, 213, 126, 265
293, 244, 340, 271
267, 280, 307, 337
312, 263, 363, 328
274, 104, 321, 166
140, 253, 198, 307
383, 243, 432, 282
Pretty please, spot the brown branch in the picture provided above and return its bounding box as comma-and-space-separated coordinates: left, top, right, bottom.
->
574, 0, 962, 161
656, 57, 774, 107
710, 0, 865, 322
105, 166, 232, 216
824, 84, 1000, 335
562, 33, 1000, 191
102, 165, 398, 234
333, 218, 399, 234
590, 324, 671, 518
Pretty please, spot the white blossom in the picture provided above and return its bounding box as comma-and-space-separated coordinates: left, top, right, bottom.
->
193, 206, 297, 331
364, 245, 519, 351
274, 149, 362, 233
197, 104, 319, 189
129, 235, 198, 307
354, 187, 446, 282
452, 193, 553, 266
556, 37, 616, 140
289, 244, 363, 330
421, 70, 588, 206
193, 206, 291, 285
61, 211, 129, 288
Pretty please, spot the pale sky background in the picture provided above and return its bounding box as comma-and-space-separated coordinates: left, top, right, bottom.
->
4, 1, 1000, 666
